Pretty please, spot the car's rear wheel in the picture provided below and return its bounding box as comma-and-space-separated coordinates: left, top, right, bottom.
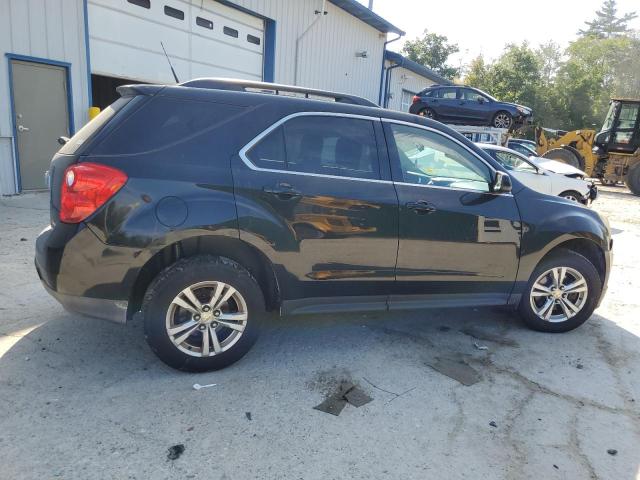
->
518, 249, 601, 333
418, 107, 436, 120
492, 111, 513, 129
559, 190, 583, 203
142, 255, 264, 371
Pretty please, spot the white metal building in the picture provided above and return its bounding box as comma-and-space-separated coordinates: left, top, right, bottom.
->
382, 50, 453, 113
0, 0, 403, 195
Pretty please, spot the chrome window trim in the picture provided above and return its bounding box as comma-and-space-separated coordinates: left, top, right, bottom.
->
238, 111, 393, 185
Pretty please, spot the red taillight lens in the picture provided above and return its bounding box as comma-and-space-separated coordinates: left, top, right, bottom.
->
412, 95, 420, 104
60, 162, 127, 223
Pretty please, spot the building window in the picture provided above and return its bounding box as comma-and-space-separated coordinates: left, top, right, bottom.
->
223, 26, 239, 38
196, 16, 213, 30
401, 90, 416, 112
127, 0, 150, 8
247, 34, 261, 45
164, 5, 184, 20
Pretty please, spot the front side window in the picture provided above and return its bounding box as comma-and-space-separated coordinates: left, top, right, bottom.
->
247, 116, 380, 180
494, 151, 537, 173
461, 88, 488, 102
389, 123, 491, 191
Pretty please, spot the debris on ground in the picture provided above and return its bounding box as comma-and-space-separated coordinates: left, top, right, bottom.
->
167, 444, 185, 460
192, 383, 216, 390
576, 363, 584, 369
245, 412, 252, 421
460, 326, 518, 347
426, 356, 481, 386
489, 421, 497, 428
20, 238, 27, 242
313, 381, 372, 416
607, 449, 618, 456
474, 343, 488, 351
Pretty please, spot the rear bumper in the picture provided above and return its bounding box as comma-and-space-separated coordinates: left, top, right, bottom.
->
40, 281, 128, 323
35, 222, 146, 323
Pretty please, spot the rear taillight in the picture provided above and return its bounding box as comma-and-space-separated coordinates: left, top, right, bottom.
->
60, 162, 127, 223
412, 95, 420, 104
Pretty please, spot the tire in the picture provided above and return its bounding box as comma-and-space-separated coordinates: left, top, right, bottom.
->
558, 190, 584, 203
518, 249, 601, 333
492, 111, 513, 129
542, 148, 583, 170
625, 162, 640, 196
418, 107, 437, 120
142, 255, 265, 372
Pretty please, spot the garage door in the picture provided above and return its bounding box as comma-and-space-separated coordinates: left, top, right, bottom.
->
88, 0, 265, 84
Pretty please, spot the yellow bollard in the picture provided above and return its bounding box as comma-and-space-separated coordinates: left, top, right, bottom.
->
88, 106, 101, 121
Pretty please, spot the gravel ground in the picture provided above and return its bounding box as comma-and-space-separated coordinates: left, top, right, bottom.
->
1, 187, 639, 480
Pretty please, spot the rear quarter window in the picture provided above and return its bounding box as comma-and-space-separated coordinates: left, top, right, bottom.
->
92, 97, 245, 155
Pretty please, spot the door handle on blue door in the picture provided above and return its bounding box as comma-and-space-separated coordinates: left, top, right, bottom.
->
406, 201, 436, 214
263, 183, 302, 200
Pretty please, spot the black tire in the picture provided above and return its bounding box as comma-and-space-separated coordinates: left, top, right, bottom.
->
492, 111, 513, 129
542, 148, 583, 170
625, 162, 640, 196
558, 190, 584, 203
419, 107, 437, 120
142, 255, 265, 372
518, 249, 601, 333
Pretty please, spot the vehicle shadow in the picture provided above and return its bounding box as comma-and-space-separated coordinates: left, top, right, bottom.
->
1, 305, 639, 479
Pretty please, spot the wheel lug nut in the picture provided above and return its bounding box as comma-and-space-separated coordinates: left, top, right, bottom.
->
198, 325, 206, 331
194, 314, 201, 321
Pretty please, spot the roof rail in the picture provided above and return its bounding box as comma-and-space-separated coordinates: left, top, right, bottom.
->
180, 78, 379, 108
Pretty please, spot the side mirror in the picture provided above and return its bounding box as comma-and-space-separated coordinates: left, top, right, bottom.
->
477, 97, 485, 104
57, 136, 69, 146
491, 171, 512, 193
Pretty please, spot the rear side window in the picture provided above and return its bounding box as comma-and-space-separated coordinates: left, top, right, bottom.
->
92, 97, 245, 155
436, 87, 458, 99
247, 116, 380, 180
58, 96, 132, 154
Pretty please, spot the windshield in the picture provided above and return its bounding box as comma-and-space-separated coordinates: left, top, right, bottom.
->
600, 101, 619, 132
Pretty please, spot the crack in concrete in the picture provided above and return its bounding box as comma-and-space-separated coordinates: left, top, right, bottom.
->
569, 411, 598, 479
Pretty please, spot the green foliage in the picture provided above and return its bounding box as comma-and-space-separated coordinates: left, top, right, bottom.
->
463, 32, 640, 131
402, 30, 460, 80
578, 0, 637, 38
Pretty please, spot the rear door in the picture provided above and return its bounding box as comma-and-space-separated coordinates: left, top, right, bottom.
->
233, 113, 399, 308
426, 87, 459, 122
383, 121, 521, 308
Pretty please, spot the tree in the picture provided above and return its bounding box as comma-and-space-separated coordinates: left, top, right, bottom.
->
535, 41, 563, 85
402, 30, 460, 80
464, 55, 491, 91
578, 0, 637, 38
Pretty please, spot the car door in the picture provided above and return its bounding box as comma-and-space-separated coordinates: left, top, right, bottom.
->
457, 88, 490, 123
425, 87, 459, 122
233, 112, 399, 311
383, 121, 521, 309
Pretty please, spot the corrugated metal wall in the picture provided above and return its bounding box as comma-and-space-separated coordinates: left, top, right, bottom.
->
0, 0, 89, 195
384, 60, 436, 112
229, 0, 386, 103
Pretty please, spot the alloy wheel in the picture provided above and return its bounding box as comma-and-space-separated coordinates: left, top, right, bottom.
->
493, 113, 512, 129
529, 267, 588, 322
165, 281, 248, 357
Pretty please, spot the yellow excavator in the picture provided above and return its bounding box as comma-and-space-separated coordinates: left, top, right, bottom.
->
535, 98, 640, 195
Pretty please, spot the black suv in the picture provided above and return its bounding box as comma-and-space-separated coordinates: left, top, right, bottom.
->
409, 85, 533, 130
36, 79, 611, 372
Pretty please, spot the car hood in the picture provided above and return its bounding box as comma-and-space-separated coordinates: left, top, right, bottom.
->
529, 157, 586, 176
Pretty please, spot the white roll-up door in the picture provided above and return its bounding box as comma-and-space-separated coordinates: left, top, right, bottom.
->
88, 0, 265, 83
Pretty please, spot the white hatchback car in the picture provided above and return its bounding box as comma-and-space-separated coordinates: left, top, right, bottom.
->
477, 144, 597, 204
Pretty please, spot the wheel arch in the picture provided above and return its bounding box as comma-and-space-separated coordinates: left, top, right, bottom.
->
538, 237, 606, 286
127, 235, 280, 320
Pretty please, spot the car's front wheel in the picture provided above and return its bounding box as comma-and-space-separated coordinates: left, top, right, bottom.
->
559, 190, 584, 203
142, 255, 264, 371
518, 249, 601, 333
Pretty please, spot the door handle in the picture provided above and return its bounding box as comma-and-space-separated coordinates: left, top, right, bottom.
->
18, 125, 30, 132
263, 183, 302, 200
406, 201, 436, 214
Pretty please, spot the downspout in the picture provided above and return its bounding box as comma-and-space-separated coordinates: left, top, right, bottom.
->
378, 33, 403, 106
294, 0, 327, 86
384, 58, 403, 108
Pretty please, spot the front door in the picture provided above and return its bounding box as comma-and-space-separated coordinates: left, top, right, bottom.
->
383, 121, 521, 308
10, 59, 71, 190
233, 113, 399, 307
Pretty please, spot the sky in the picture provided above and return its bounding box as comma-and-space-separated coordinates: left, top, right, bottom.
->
358, 0, 640, 68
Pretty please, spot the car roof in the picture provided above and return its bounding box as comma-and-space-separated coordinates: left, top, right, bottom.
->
475, 143, 516, 153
